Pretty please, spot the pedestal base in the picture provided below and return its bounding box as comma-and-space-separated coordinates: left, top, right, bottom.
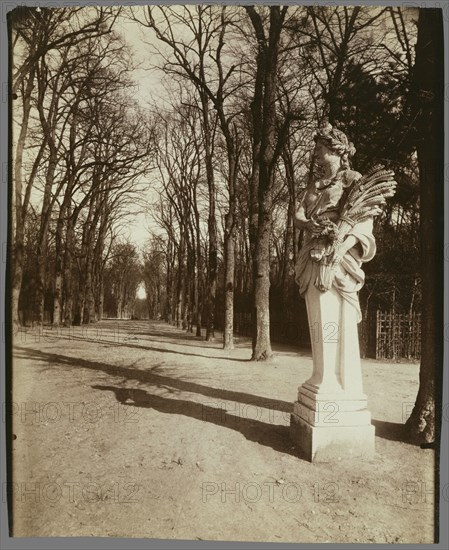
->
290, 385, 375, 462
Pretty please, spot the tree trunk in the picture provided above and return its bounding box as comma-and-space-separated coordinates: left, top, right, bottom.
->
11, 65, 35, 327
201, 94, 217, 341
248, 29, 263, 356
223, 154, 237, 350
52, 201, 66, 325
91, 215, 108, 323
166, 242, 174, 324
63, 211, 75, 326
252, 198, 273, 360
186, 245, 194, 332
176, 235, 185, 329
246, 6, 286, 360
283, 147, 298, 266
223, 217, 235, 349
281, 192, 294, 297
97, 276, 104, 321
83, 260, 94, 324
405, 8, 444, 445
75, 188, 97, 324
34, 155, 57, 326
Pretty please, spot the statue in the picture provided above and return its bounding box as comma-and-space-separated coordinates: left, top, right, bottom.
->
290, 122, 397, 461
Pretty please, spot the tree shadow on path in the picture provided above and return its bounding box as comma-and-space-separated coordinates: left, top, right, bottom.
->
47, 333, 251, 363
14, 345, 299, 458
14, 346, 293, 420
16, 347, 413, 448
91, 384, 298, 458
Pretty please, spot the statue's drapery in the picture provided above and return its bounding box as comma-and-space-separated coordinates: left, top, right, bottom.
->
295, 217, 376, 323
294, 176, 377, 394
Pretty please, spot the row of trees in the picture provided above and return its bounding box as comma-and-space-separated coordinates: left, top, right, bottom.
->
134, 6, 421, 360
11, 7, 153, 326
10, 6, 443, 442
135, 5, 443, 443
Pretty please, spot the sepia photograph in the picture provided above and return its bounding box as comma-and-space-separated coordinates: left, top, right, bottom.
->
3, 2, 446, 545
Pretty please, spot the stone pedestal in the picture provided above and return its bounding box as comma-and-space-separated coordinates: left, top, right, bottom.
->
290, 383, 375, 462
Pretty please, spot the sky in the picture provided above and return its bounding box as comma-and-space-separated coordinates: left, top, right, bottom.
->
109, 7, 213, 253
112, 12, 164, 252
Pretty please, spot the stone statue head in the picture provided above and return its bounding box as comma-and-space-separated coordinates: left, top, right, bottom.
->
313, 122, 356, 170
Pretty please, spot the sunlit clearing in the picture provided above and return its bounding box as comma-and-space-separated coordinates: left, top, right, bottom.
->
136, 284, 146, 300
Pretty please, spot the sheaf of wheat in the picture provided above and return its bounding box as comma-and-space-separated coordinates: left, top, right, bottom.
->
316, 166, 398, 292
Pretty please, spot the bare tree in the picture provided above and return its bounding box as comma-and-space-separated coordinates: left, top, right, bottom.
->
245, 6, 291, 360
301, 6, 389, 123
133, 5, 248, 346
405, 8, 443, 445
9, 6, 121, 326
134, 6, 223, 340
152, 101, 206, 332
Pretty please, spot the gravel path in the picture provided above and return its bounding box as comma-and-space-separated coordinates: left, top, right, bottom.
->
10, 320, 435, 543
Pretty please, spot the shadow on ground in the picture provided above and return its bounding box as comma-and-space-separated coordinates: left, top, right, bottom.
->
92, 384, 298, 457
14, 345, 301, 456
40, 333, 251, 363
372, 419, 408, 442
15, 346, 292, 413
15, 319, 413, 452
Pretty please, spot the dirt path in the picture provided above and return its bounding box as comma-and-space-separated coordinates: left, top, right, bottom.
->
10, 320, 434, 543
